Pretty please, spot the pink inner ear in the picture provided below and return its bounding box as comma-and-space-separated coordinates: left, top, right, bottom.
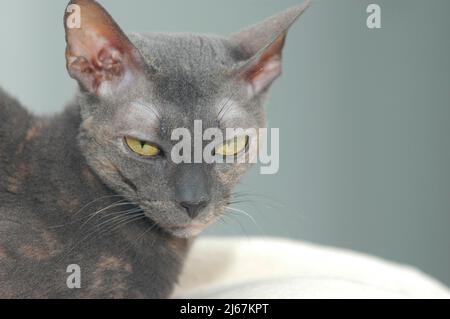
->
241, 35, 286, 94
246, 59, 282, 94
67, 41, 126, 94
64, 0, 143, 96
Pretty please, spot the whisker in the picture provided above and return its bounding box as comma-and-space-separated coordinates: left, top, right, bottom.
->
89, 208, 143, 232
48, 196, 139, 229
75, 210, 143, 243
77, 200, 133, 230
137, 100, 162, 121
57, 211, 144, 263
221, 213, 250, 240
232, 191, 285, 208
225, 206, 266, 236
72, 195, 132, 218
217, 91, 239, 123
96, 214, 146, 239
116, 222, 158, 257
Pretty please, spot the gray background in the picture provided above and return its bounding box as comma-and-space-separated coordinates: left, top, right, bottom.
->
1, 0, 449, 286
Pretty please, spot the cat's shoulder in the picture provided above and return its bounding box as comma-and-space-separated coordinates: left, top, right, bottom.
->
0, 86, 28, 119
0, 87, 24, 109
0, 87, 31, 141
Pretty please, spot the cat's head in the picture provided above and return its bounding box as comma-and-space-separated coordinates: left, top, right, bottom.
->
64, 0, 309, 238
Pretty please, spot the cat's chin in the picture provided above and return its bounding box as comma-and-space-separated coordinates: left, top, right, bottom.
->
162, 223, 205, 238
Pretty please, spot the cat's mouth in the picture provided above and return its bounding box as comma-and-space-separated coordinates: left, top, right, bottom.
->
139, 200, 221, 238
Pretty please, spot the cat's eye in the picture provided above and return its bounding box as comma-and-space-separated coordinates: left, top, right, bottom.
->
125, 137, 161, 158
215, 135, 249, 157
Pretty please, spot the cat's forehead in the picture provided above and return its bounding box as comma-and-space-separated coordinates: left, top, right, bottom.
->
123, 33, 251, 124
134, 33, 242, 103
129, 32, 238, 78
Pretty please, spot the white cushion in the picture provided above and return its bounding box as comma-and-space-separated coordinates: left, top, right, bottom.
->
173, 237, 450, 299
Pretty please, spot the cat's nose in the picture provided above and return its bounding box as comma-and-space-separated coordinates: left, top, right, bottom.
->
175, 164, 211, 219
179, 200, 209, 219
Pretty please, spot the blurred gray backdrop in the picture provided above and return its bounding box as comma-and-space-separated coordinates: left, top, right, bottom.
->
1, 0, 449, 286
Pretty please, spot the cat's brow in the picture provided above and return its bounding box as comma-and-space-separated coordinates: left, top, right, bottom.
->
115, 101, 161, 135
133, 101, 161, 121
216, 98, 241, 125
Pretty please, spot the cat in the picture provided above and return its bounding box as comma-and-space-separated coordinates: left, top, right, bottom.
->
0, 0, 309, 298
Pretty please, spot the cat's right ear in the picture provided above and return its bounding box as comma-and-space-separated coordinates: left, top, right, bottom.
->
230, 1, 310, 95
64, 0, 145, 97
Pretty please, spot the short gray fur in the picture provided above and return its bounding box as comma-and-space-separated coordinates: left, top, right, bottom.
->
0, 0, 309, 298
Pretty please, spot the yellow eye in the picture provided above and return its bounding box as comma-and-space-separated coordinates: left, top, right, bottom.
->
125, 137, 161, 157
215, 135, 248, 157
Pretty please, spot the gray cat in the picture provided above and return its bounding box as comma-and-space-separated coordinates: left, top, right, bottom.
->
0, 0, 309, 298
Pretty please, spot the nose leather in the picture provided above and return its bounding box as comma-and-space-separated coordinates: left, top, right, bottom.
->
175, 164, 211, 219
179, 201, 208, 219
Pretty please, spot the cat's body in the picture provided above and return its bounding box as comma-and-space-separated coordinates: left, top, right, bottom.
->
0, 88, 188, 298
0, 0, 309, 298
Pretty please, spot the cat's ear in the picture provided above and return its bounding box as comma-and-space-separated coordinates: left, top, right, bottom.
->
64, 0, 145, 97
230, 1, 310, 95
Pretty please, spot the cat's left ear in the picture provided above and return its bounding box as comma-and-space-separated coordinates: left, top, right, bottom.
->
230, 1, 310, 95
64, 0, 146, 97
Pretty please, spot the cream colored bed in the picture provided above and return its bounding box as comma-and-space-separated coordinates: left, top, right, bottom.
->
174, 237, 450, 299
